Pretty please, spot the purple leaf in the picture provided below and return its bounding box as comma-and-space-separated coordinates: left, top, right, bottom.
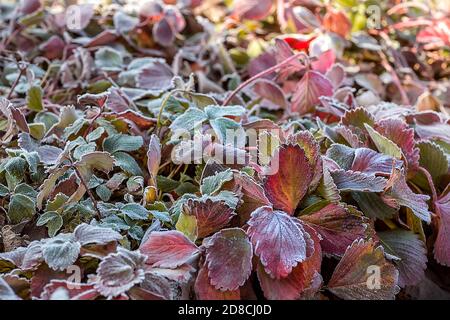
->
379, 230, 427, 287
247, 206, 314, 279
330, 169, 387, 192
204, 228, 253, 291
434, 191, 450, 266
137, 61, 174, 91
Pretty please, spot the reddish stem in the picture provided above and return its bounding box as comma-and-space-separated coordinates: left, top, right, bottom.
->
418, 166, 437, 206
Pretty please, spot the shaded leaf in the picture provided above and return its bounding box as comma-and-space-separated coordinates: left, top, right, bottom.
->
327, 239, 399, 300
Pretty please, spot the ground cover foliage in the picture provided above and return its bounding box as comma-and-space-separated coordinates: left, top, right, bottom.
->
0, 0, 450, 300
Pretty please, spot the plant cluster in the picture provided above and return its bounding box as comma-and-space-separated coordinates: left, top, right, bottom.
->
0, 0, 449, 300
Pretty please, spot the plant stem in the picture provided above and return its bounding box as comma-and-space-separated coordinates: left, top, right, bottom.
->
418, 166, 437, 205
156, 89, 187, 132
221, 51, 308, 106
73, 166, 102, 220
7, 62, 27, 99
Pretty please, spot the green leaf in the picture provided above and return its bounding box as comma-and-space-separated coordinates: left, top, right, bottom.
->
74, 152, 115, 182
352, 192, 397, 219
26, 85, 44, 111
209, 117, 243, 143
42, 234, 81, 271
364, 124, 402, 159
121, 203, 149, 220
29, 123, 46, 139
86, 127, 105, 142
46, 193, 69, 211
114, 152, 143, 176
96, 184, 112, 201
8, 194, 36, 224
36, 165, 70, 210
150, 210, 172, 223
200, 169, 233, 195
156, 175, 180, 192
4, 157, 27, 188
95, 47, 124, 71
103, 134, 144, 154
413, 141, 448, 189
176, 212, 197, 242
36, 211, 63, 237
73, 142, 97, 160
169, 107, 208, 132
205, 105, 246, 119
378, 230, 427, 287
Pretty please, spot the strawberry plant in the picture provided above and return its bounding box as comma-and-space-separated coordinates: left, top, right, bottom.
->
0, 0, 449, 300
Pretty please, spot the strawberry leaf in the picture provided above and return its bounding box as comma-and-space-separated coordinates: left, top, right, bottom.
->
247, 206, 314, 279
183, 198, 236, 238
301, 203, 368, 256
204, 228, 253, 291
291, 70, 333, 115
434, 191, 450, 266
263, 144, 313, 214
139, 230, 199, 268
194, 264, 240, 300
327, 239, 399, 300
94, 247, 146, 298
378, 230, 427, 287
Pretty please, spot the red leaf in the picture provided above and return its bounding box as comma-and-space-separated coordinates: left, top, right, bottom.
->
223, 171, 271, 224
287, 130, 323, 191
351, 147, 402, 176
291, 70, 333, 115
231, 0, 273, 21
375, 118, 419, 173
194, 264, 240, 300
257, 225, 322, 299
273, 39, 305, 80
139, 231, 200, 268
323, 9, 351, 38
327, 239, 399, 300
257, 261, 306, 300
251, 79, 287, 110
311, 50, 336, 74
183, 198, 236, 238
30, 264, 68, 298
434, 191, 450, 266
19, 0, 41, 14
204, 228, 253, 291
247, 52, 276, 79
110, 110, 157, 130
263, 144, 314, 214
301, 203, 368, 256
247, 206, 314, 279
85, 30, 119, 48
417, 19, 450, 49
39, 36, 65, 60
386, 173, 431, 223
